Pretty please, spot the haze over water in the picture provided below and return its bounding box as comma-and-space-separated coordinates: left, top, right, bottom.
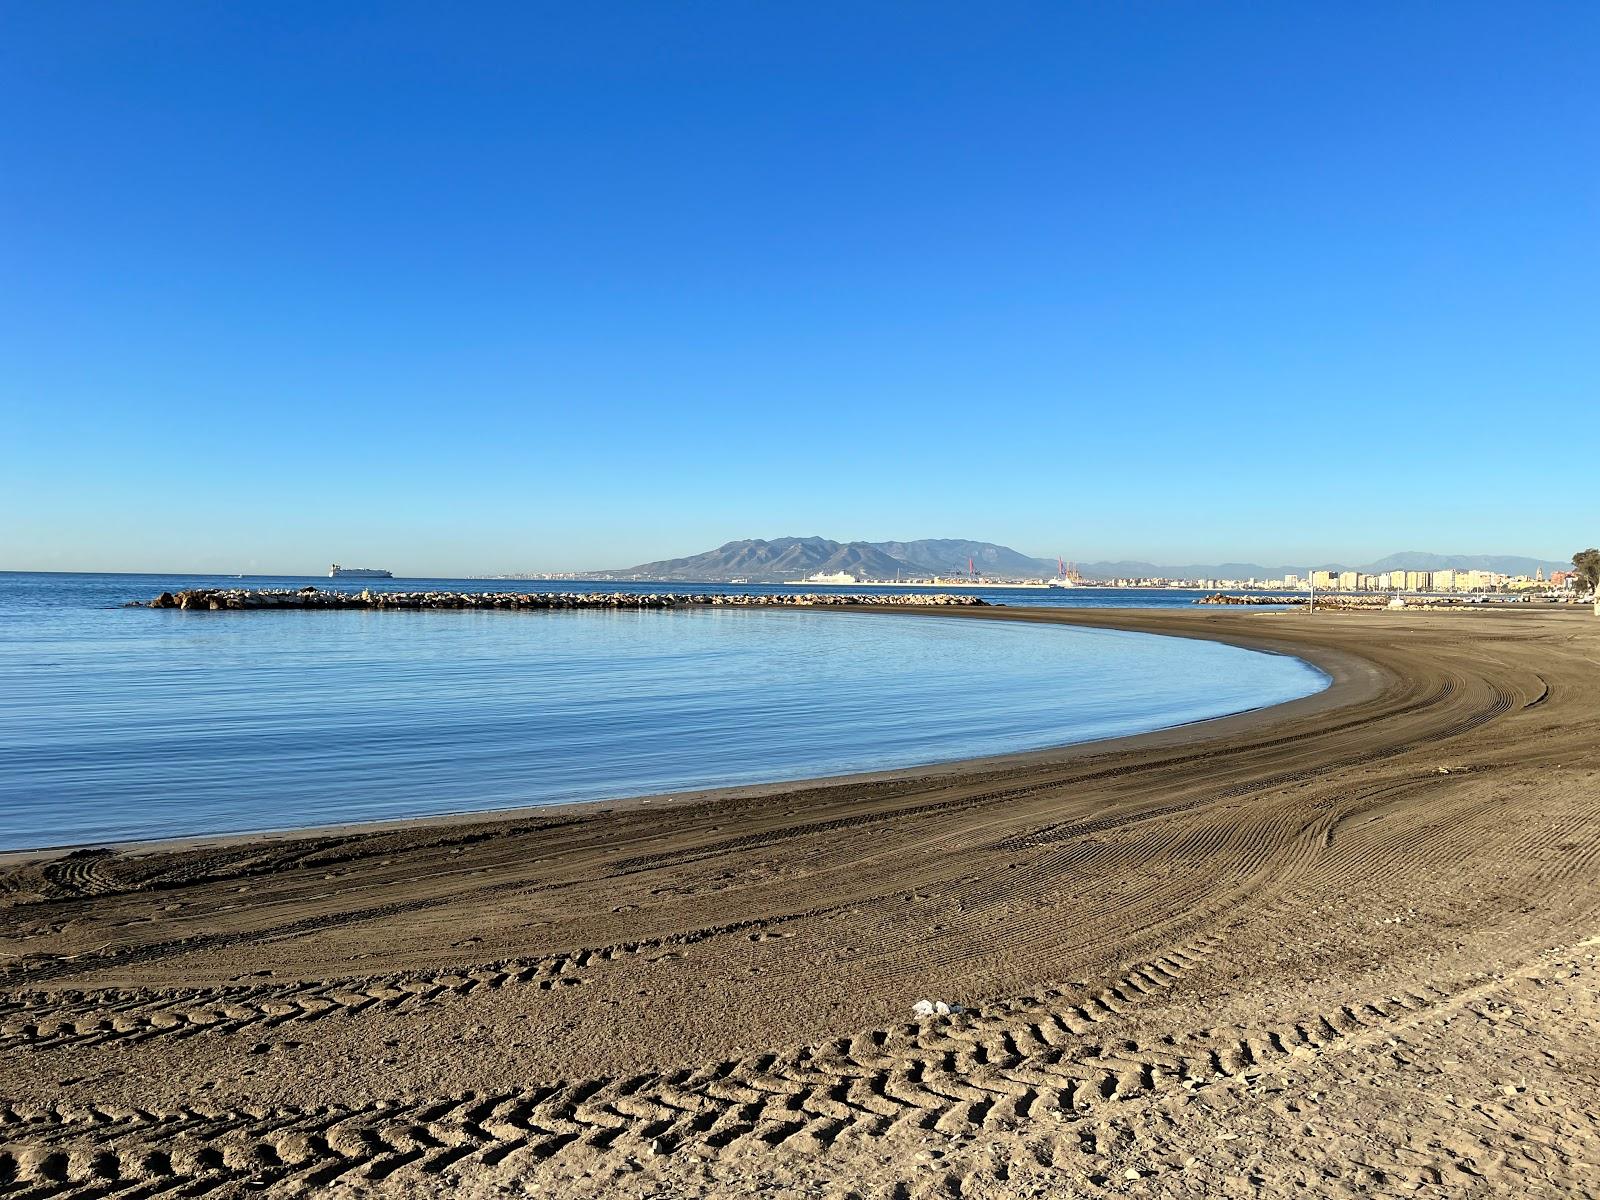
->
0, 573, 1327, 849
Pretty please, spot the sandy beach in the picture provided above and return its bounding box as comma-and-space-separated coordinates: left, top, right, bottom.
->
3, 605, 1598, 1198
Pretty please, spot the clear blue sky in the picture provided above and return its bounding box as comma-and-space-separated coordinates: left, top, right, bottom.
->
3, 2, 1595, 574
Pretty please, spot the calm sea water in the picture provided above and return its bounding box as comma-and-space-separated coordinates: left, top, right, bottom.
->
0, 573, 1325, 850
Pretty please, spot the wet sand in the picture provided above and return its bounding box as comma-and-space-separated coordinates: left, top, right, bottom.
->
3, 606, 1598, 1198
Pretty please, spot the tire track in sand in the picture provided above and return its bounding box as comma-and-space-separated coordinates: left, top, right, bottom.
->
0, 935, 1535, 1200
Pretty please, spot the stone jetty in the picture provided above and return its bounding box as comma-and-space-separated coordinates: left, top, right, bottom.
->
1193, 593, 1306, 606
142, 588, 990, 612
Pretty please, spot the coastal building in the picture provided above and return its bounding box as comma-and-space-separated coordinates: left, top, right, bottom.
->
1075, 562, 1563, 596
874, 561, 1561, 596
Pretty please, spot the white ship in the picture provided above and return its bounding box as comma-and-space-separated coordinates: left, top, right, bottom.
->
329, 563, 393, 579
785, 571, 858, 585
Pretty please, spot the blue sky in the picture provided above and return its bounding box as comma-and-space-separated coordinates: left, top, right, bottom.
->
3, 2, 1595, 574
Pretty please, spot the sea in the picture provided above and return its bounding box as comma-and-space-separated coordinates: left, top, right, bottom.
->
0, 573, 1327, 850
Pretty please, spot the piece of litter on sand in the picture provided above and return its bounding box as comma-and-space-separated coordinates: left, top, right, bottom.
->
912, 998, 965, 1018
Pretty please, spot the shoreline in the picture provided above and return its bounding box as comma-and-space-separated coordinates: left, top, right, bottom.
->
3, 604, 1596, 1198
0, 605, 1354, 864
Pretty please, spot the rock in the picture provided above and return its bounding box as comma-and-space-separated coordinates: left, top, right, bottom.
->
139, 589, 992, 614
1193, 592, 1305, 606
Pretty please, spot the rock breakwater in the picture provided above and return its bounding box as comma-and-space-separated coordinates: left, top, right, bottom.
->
142, 588, 990, 612
1193, 593, 1306, 606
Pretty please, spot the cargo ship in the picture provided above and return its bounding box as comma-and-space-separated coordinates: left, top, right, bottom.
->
329, 563, 393, 579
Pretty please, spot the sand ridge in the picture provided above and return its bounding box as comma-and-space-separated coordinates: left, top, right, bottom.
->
2, 606, 1598, 1197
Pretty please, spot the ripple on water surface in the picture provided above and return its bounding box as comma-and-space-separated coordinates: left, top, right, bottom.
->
0, 584, 1328, 848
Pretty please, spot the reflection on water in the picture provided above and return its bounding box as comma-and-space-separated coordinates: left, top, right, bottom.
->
0, 573, 1326, 848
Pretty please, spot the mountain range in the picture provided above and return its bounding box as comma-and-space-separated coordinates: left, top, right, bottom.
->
588, 539, 1571, 583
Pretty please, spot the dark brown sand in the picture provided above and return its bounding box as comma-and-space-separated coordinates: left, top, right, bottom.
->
3, 606, 1598, 1198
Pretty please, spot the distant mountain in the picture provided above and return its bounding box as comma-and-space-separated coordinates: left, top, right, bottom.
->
597, 537, 1054, 582
870, 539, 1057, 577
587, 539, 1570, 583
612, 538, 918, 583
